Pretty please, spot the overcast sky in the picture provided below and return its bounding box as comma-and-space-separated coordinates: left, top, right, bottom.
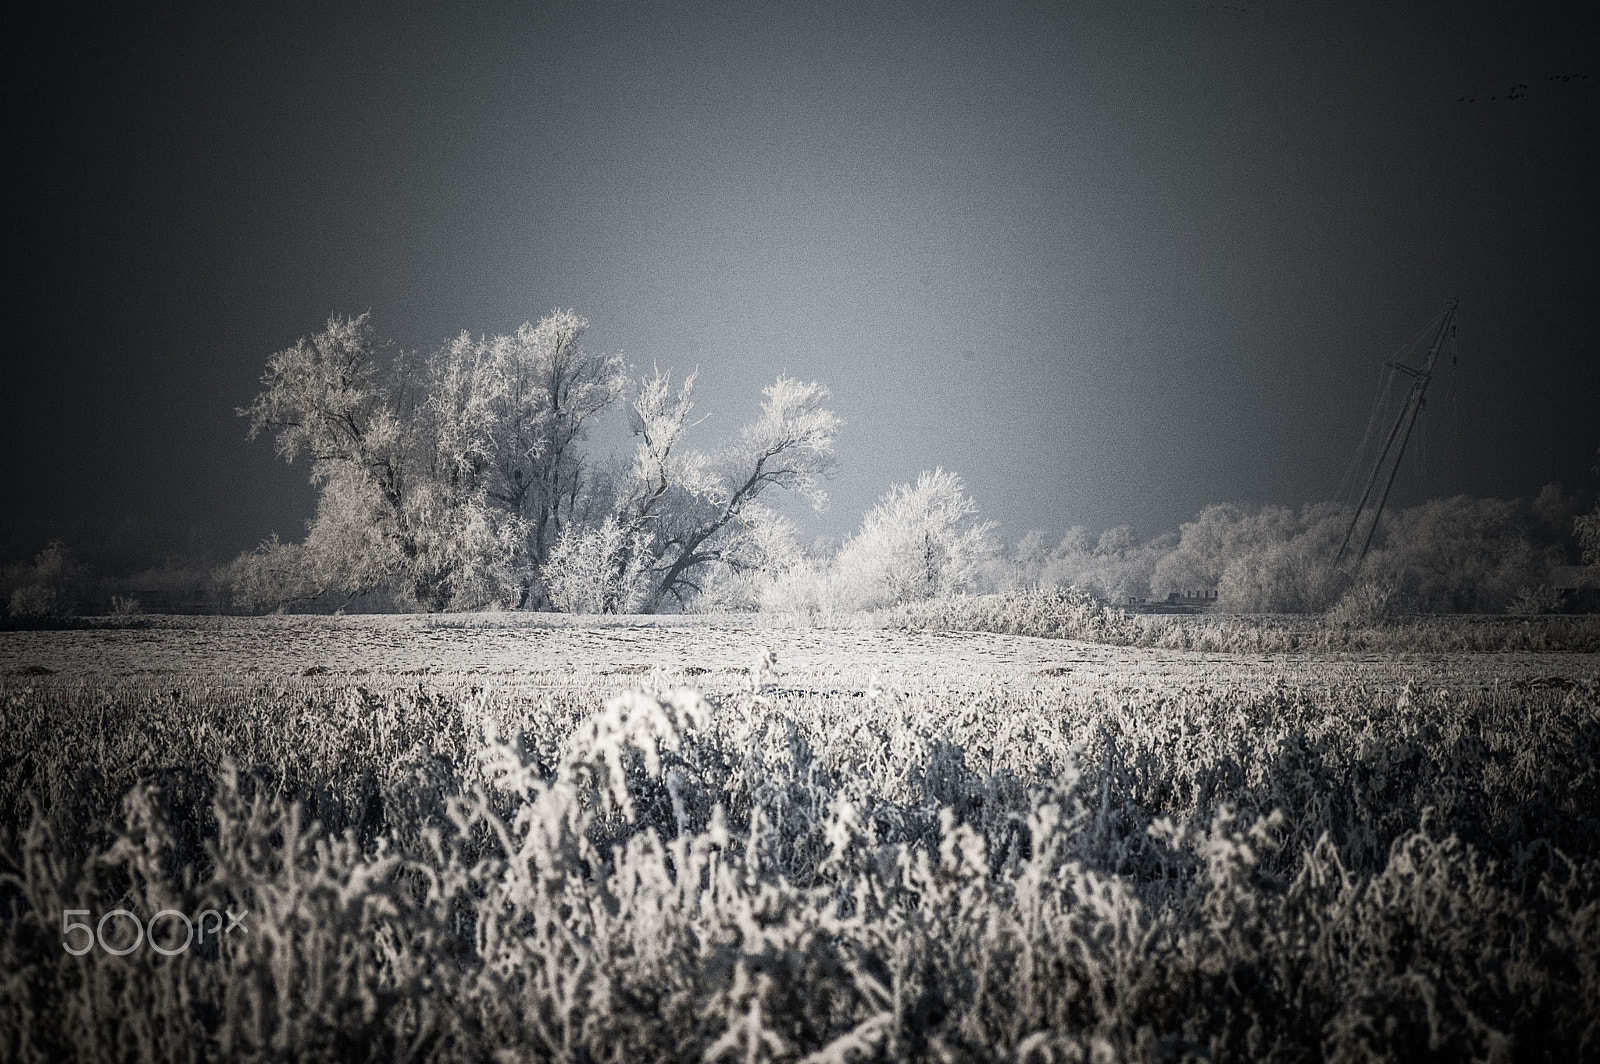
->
6, 0, 1596, 569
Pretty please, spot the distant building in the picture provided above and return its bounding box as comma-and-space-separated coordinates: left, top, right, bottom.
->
1122, 588, 1217, 611
1551, 566, 1600, 613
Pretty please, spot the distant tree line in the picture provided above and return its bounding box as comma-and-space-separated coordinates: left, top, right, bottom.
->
968, 482, 1598, 620
718, 461, 1599, 621
4, 309, 1595, 622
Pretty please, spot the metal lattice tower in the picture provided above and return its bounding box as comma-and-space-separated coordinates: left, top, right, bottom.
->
1333, 300, 1459, 572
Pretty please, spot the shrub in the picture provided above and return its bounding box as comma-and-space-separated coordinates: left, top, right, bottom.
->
108, 595, 142, 618
879, 585, 1145, 644
1505, 583, 1563, 616
543, 515, 651, 613
2, 540, 86, 622
753, 558, 849, 622
1327, 577, 1400, 627
6, 582, 62, 622
997, 526, 1176, 603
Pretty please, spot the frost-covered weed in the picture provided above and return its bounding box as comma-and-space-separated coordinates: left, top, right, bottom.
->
2, 674, 1599, 1061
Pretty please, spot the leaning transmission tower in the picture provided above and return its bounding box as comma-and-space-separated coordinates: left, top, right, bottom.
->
1333, 299, 1460, 573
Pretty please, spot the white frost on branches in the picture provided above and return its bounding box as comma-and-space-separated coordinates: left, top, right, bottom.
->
834, 468, 996, 609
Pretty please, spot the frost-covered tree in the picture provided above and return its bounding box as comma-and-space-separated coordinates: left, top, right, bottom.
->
1576, 446, 1600, 568
1213, 503, 1348, 613
238, 313, 436, 606
1151, 503, 1303, 597
834, 468, 995, 609
237, 311, 625, 610
232, 311, 838, 613
591, 369, 841, 610
1137, 495, 1560, 615
2, 539, 89, 620
1371, 495, 1561, 613
426, 312, 626, 606
543, 515, 652, 614
996, 525, 1175, 603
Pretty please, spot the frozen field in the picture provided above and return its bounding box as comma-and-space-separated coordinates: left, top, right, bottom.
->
3, 613, 1595, 697
3, 615, 1598, 1062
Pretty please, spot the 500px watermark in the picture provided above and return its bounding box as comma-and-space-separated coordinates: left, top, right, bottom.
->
62, 907, 249, 956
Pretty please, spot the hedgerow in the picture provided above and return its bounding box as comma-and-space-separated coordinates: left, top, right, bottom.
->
881, 587, 1600, 654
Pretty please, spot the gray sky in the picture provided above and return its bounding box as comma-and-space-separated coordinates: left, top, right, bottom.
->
6, 0, 1596, 569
